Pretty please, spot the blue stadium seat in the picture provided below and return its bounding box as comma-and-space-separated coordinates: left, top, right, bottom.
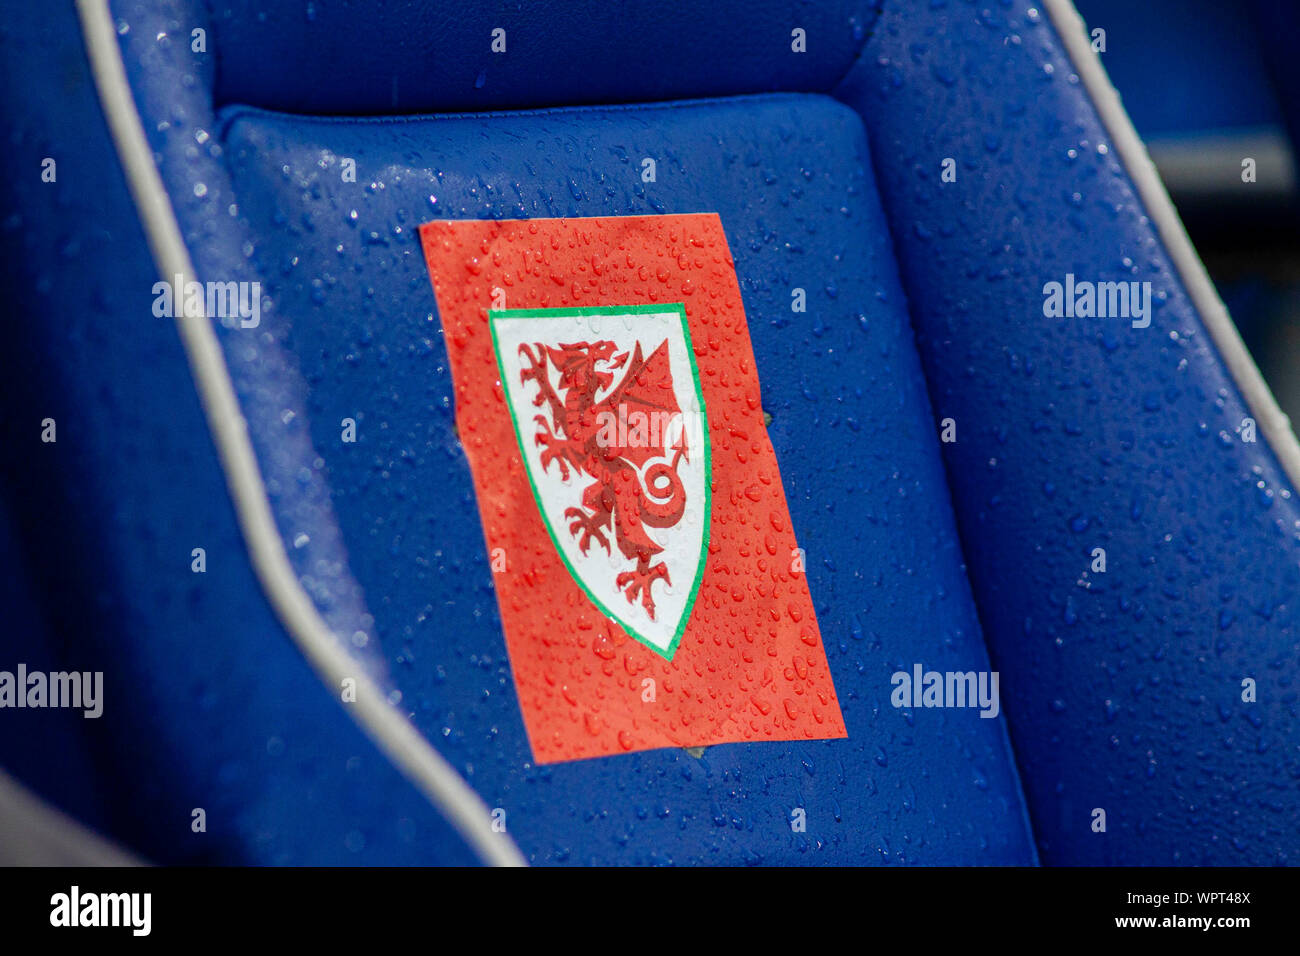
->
0, 0, 1295, 865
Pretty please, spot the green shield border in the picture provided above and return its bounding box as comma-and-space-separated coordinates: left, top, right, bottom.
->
488, 303, 712, 661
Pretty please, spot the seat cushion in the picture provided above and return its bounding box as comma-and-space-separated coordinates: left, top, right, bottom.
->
205, 93, 1035, 862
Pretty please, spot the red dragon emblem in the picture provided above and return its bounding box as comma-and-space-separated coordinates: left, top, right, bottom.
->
516, 338, 689, 619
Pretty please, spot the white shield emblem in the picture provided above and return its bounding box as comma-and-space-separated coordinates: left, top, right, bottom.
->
490, 304, 710, 659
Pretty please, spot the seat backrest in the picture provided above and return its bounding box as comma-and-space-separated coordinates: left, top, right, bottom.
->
838, 1, 1300, 864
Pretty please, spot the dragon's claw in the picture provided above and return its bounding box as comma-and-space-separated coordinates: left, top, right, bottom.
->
537, 446, 569, 480
531, 417, 575, 479
616, 562, 671, 619
565, 507, 610, 555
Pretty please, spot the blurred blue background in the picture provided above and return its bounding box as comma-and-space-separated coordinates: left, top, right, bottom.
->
1077, 0, 1300, 421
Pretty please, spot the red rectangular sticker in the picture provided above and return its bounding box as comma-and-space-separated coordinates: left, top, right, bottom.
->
420, 213, 845, 763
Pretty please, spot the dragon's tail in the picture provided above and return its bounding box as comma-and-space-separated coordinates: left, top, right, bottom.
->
640, 461, 686, 528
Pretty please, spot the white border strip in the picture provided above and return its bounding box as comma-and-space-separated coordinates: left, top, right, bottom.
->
1043, 0, 1300, 488
75, 0, 524, 867
0, 768, 144, 865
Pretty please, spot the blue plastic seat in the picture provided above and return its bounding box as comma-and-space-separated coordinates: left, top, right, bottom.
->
0, 0, 1295, 865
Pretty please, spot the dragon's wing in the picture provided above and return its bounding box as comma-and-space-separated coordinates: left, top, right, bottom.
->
594, 340, 683, 469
